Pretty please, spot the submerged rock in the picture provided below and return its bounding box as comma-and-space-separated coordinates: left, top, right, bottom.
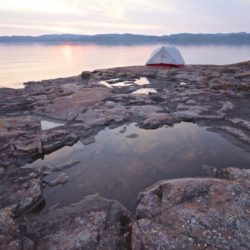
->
132, 168, 250, 250
44, 173, 70, 187
126, 133, 139, 139
81, 136, 96, 145
47, 159, 80, 172
220, 126, 250, 144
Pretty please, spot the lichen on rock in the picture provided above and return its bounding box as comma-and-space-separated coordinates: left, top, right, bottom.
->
132, 168, 250, 250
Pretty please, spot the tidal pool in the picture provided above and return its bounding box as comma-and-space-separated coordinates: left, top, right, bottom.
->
27, 122, 250, 211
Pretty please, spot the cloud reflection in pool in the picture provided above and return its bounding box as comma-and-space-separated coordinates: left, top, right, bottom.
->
27, 122, 250, 211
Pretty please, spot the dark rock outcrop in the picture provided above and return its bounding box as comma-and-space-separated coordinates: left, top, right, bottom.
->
0, 116, 42, 167
0, 168, 43, 216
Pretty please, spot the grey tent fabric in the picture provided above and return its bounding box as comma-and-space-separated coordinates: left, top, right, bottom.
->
146, 46, 185, 65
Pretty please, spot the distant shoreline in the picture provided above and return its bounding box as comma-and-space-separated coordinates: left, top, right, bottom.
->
0, 32, 250, 45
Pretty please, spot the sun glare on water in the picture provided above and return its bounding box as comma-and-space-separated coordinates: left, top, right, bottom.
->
61, 44, 73, 65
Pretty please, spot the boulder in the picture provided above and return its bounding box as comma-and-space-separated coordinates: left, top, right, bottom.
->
81, 71, 92, 80
44, 173, 69, 187
132, 168, 250, 250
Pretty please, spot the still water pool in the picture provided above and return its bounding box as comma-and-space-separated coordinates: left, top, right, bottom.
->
26, 122, 250, 211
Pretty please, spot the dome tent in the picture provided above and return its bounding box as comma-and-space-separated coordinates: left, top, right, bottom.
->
146, 45, 185, 67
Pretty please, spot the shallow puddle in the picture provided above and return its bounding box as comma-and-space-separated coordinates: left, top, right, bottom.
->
132, 88, 157, 94
41, 119, 64, 130
134, 77, 150, 85
112, 81, 133, 87
99, 80, 133, 88
99, 77, 150, 89
27, 122, 250, 211
99, 80, 113, 88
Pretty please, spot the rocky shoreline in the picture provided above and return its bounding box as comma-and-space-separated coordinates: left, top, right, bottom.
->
0, 62, 250, 249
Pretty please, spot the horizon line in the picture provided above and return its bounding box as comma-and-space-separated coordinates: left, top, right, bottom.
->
1, 31, 249, 37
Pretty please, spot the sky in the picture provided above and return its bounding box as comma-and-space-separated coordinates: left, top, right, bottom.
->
0, 0, 250, 36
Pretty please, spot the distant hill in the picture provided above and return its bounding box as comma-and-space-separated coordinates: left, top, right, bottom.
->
0, 33, 250, 45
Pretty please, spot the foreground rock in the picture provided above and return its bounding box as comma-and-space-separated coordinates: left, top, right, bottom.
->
133, 167, 250, 250
25, 194, 131, 250
0, 62, 250, 249
0, 167, 249, 249
0, 116, 42, 167
0, 206, 34, 250
0, 168, 43, 216
0, 168, 43, 249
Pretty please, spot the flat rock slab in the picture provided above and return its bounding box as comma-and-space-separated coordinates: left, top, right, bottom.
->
35, 87, 111, 121
132, 168, 250, 250
26, 194, 131, 250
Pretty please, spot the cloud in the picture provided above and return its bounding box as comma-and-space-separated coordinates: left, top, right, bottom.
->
0, 0, 249, 35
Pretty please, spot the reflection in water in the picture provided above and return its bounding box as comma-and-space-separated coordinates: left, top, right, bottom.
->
61, 45, 73, 65
132, 88, 157, 94
112, 81, 133, 87
26, 122, 250, 211
99, 80, 113, 88
1, 44, 250, 88
99, 80, 133, 88
134, 77, 150, 85
41, 120, 64, 130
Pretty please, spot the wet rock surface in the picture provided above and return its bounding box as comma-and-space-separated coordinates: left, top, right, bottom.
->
1, 62, 250, 169
133, 167, 250, 250
0, 62, 250, 249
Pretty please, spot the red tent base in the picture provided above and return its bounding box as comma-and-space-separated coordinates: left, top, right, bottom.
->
146, 63, 184, 68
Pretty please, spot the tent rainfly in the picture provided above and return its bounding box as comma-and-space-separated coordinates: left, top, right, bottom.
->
146, 45, 185, 67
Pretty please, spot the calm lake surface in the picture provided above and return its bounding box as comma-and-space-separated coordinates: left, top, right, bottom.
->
26, 122, 250, 211
1, 43, 250, 88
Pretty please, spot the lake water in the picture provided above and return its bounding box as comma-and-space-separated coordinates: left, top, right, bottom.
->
25, 122, 250, 211
1, 43, 250, 88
